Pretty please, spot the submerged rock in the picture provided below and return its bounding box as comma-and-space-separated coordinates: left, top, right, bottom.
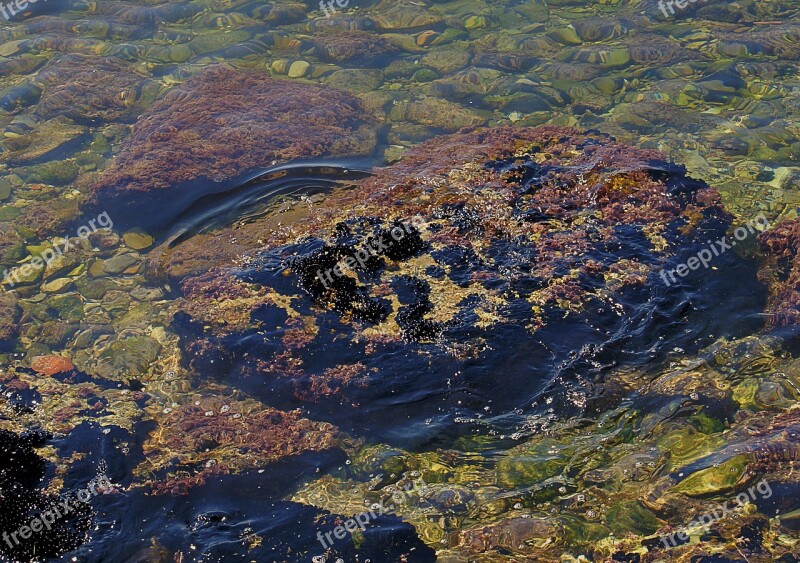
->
313, 28, 398, 64
87, 66, 380, 230
0, 292, 20, 345
32, 54, 160, 124
139, 396, 341, 495
167, 126, 763, 442
759, 217, 800, 326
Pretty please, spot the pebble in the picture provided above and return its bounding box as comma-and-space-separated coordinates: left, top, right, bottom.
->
122, 229, 154, 251
41, 277, 74, 293
103, 253, 139, 274
288, 60, 310, 78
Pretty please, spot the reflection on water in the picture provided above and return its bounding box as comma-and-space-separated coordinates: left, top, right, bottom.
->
0, 0, 799, 561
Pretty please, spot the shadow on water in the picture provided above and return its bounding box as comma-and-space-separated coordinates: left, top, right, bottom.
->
161, 161, 374, 248
65, 450, 435, 563
94, 159, 375, 236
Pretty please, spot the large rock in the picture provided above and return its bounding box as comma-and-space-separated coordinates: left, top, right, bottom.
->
86, 66, 380, 230
167, 126, 764, 442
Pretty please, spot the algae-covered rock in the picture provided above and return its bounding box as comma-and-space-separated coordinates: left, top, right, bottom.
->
1, 116, 88, 165
167, 126, 762, 443
605, 500, 661, 536
98, 335, 161, 377
23, 160, 79, 186
139, 396, 340, 495
87, 66, 380, 230
34, 54, 159, 124
759, 217, 800, 327
674, 454, 750, 496
313, 29, 398, 64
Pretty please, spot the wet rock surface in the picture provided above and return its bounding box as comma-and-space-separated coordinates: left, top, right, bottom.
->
759, 217, 800, 327
168, 126, 764, 441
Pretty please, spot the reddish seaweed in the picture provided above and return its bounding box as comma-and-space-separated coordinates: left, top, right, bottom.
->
759, 217, 800, 326
86, 66, 380, 229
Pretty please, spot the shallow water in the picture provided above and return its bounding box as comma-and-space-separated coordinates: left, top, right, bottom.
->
1, 1, 800, 562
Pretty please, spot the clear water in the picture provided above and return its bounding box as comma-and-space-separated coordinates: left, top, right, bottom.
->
0, 1, 799, 562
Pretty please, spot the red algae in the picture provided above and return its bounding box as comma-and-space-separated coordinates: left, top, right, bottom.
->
140, 399, 340, 495
167, 126, 746, 416
30, 355, 75, 376
759, 217, 800, 326
87, 65, 379, 225
35, 54, 158, 123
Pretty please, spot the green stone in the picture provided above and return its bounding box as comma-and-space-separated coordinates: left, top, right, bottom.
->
0, 207, 22, 221
0, 178, 11, 201
122, 229, 154, 251
288, 61, 310, 78
3, 261, 44, 287
412, 69, 439, 83
103, 253, 139, 274
99, 335, 161, 376
24, 160, 79, 186
44, 254, 78, 281
674, 455, 750, 497
605, 501, 661, 536
75, 276, 117, 300
48, 293, 84, 322
41, 277, 74, 294
101, 290, 132, 316
464, 15, 487, 29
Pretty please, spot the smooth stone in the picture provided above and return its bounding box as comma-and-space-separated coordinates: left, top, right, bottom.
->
464, 15, 487, 29
122, 229, 154, 251
5, 116, 87, 164
89, 231, 120, 250
41, 278, 74, 294
44, 254, 78, 281
88, 259, 106, 278
67, 263, 86, 276
0, 178, 12, 201
103, 253, 139, 274
26, 244, 51, 257
6, 262, 43, 286
131, 287, 164, 301
288, 60, 310, 78
101, 290, 132, 316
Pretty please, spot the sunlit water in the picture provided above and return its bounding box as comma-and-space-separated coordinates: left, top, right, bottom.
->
1, 0, 799, 561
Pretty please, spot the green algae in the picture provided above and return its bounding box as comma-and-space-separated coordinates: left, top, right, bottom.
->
674, 454, 750, 496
